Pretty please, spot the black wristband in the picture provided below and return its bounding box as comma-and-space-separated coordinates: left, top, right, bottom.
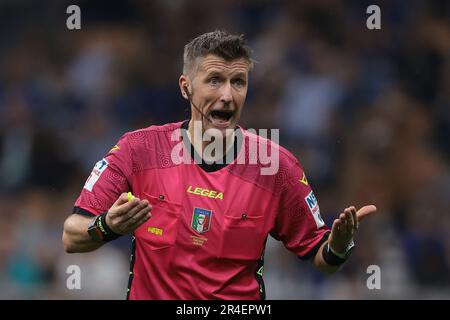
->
322, 243, 348, 266
97, 212, 122, 242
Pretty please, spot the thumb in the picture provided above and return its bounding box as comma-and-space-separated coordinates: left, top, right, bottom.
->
114, 193, 130, 207
356, 205, 377, 222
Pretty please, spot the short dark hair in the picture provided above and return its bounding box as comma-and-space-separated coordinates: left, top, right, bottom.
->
183, 30, 253, 74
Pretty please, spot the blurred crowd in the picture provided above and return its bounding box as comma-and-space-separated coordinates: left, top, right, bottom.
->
0, 0, 449, 299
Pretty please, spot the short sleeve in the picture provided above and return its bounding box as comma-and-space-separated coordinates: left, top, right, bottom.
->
73, 133, 133, 216
271, 159, 330, 259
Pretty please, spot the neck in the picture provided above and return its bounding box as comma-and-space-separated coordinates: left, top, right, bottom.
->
187, 119, 236, 162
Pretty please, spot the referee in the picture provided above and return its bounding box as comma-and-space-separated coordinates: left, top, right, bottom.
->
62, 30, 377, 299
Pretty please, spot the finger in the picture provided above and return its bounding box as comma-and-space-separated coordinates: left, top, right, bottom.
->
109, 199, 144, 225
130, 212, 152, 231
117, 208, 150, 234
331, 218, 339, 230
118, 199, 150, 223
356, 205, 377, 222
350, 206, 358, 230
112, 197, 142, 217
344, 208, 354, 234
125, 208, 152, 232
329, 218, 343, 248
114, 193, 130, 206
127, 202, 151, 224
117, 204, 150, 231
339, 212, 347, 228
126, 199, 149, 218
331, 218, 342, 235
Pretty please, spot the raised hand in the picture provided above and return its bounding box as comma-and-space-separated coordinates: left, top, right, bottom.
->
328, 205, 377, 254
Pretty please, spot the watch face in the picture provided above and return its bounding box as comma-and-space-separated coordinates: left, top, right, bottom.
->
346, 240, 355, 252
342, 241, 355, 258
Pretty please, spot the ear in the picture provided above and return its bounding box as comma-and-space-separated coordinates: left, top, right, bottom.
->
179, 75, 190, 100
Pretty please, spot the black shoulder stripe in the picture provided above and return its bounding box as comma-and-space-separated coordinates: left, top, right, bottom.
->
298, 231, 330, 261
72, 206, 97, 217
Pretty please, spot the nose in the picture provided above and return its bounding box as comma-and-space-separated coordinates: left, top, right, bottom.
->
220, 82, 233, 104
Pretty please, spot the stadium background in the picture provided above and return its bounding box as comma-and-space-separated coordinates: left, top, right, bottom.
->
0, 0, 449, 299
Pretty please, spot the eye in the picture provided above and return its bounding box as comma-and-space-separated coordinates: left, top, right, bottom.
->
233, 78, 247, 88
209, 76, 221, 86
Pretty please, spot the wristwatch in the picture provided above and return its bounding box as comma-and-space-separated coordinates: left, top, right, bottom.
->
87, 212, 121, 242
330, 240, 355, 259
323, 239, 355, 266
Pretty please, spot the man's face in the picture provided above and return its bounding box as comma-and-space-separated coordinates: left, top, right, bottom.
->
182, 54, 250, 134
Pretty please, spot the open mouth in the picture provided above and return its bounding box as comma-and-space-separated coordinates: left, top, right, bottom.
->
210, 110, 233, 122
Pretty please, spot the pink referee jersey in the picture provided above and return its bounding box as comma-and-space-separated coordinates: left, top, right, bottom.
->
73, 121, 330, 300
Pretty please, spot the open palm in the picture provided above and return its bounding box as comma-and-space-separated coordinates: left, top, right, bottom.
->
328, 205, 377, 253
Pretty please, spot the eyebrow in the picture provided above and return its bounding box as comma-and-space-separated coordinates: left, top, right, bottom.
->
205, 70, 247, 79
231, 72, 247, 78
205, 70, 222, 76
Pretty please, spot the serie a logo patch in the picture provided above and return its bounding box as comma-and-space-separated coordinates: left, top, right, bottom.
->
305, 190, 325, 228
191, 207, 212, 234
84, 158, 108, 192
